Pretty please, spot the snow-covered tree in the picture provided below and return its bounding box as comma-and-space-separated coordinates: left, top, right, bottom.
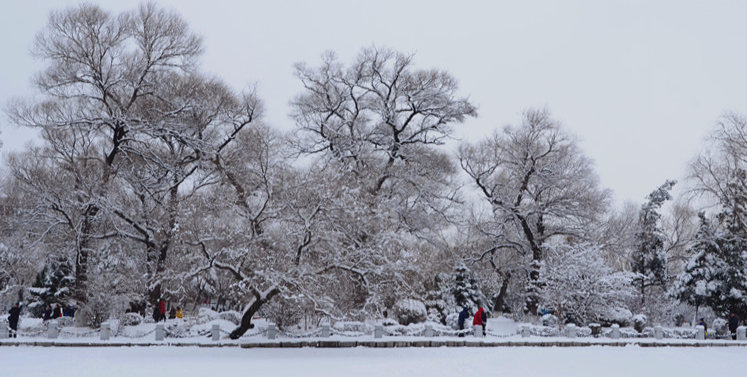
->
540, 242, 635, 326
673, 171, 747, 319
5, 3, 261, 315
632, 180, 675, 303
685, 113, 747, 319
28, 257, 74, 314
670, 213, 717, 315
459, 109, 611, 317
452, 263, 490, 313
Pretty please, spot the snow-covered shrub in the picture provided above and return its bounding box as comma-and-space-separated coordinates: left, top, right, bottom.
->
541, 243, 635, 326
598, 307, 632, 327
392, 299, 427, 325
218, 311, 241, 325
164, 318, 192, 338
522, 324, 560, 337
445, 312, 459, 329
713, 318, 728, 338
381, 318, 398, 327
197, 307, 220, 324
633, 314, 647, 333
259, 298, 304, 330
541, 314, 558, 327
332, 321, 370, 334
121, 313, 143, 326
56, 316, 74, 327
77, 294, 112, 328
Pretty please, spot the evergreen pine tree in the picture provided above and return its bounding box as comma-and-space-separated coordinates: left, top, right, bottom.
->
672, 170, 747, 318
670, 212, 717, 314
28, 257, 74, 315
452, 263, 490, 314
632, 180, 675, 304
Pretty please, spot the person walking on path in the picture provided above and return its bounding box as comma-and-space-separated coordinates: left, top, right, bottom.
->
729, 313, 740, 340
8, 302, 21, 338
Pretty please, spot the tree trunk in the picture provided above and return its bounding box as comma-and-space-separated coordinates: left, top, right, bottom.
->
229, 287, 280, 339
492, 272, 511, 314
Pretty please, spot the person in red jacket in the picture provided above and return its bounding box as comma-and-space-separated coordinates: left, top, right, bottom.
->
473, 307, 486, 334
158, 298, 166, 322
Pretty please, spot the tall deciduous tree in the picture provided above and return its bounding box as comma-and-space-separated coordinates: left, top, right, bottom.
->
459, 109, 610, 317
287, 46, 477, 320
4, 3, 259, 311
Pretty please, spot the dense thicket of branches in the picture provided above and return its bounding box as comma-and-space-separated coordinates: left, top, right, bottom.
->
2, 2, 747, 331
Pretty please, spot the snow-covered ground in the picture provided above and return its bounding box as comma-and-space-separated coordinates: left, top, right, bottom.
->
0, 345, 742, 377
2, 314, 745, 376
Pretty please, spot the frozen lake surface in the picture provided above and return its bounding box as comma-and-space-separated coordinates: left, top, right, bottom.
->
0, 345, 742, 377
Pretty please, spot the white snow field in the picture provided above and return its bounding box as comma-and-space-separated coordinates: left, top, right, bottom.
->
0, 345, 743, 377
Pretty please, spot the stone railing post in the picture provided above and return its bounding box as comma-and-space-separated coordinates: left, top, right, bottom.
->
695, 325, 705, 340
267, 323, 277, 340
473, 325, 483, 337
155, 323, 165, 341
374, 324, 383, 339
610, 324, 620, 339
737, 326, 746, 341
424, 324, 434, 337
321, 324, 330, 338
212, 324, 220, 341
566, 324, 577, 338
100, 322, 110, 341
0, 321, 8, 339
47, 320, 59, 339
654, 325, 663, 340
521, 324, 531, 338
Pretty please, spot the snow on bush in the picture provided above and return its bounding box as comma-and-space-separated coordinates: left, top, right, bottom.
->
445, 312, 459, 329
332, 321, 371, 334
712, 318, 728, 337
381, 318, 399, 327
192, 308, 241, 326
540, 243, 635, 326
218, 311, 241, 325
632, 314, 647, 333
392, 298, 427, 325
121, 313, 143, 326
541, 314, 558, 327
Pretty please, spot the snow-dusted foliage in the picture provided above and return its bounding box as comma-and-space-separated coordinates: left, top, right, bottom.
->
540, 243, 634, 326
452, 263, 490, 313
28, 257, 74, 315
459, 109, 611, 316
392, 298, 427, 325
632, 314, 647, 333
11, 2, 747, 334
632, 180, 675, 302
671, 208, 747, 317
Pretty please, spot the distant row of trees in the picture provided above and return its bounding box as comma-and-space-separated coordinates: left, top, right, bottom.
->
1, 3, 746, 334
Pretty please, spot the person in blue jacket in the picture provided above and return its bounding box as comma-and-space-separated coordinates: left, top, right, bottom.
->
457, 307, 470, 337
728, 313, 740, 340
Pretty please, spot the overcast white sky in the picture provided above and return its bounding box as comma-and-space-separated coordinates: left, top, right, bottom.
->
2, 0, 747, 205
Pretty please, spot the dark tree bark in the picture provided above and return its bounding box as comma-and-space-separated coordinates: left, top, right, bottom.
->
229, 287, 280, 339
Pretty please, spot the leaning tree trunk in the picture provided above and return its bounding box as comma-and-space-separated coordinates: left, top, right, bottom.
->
229, 287, 280, 339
